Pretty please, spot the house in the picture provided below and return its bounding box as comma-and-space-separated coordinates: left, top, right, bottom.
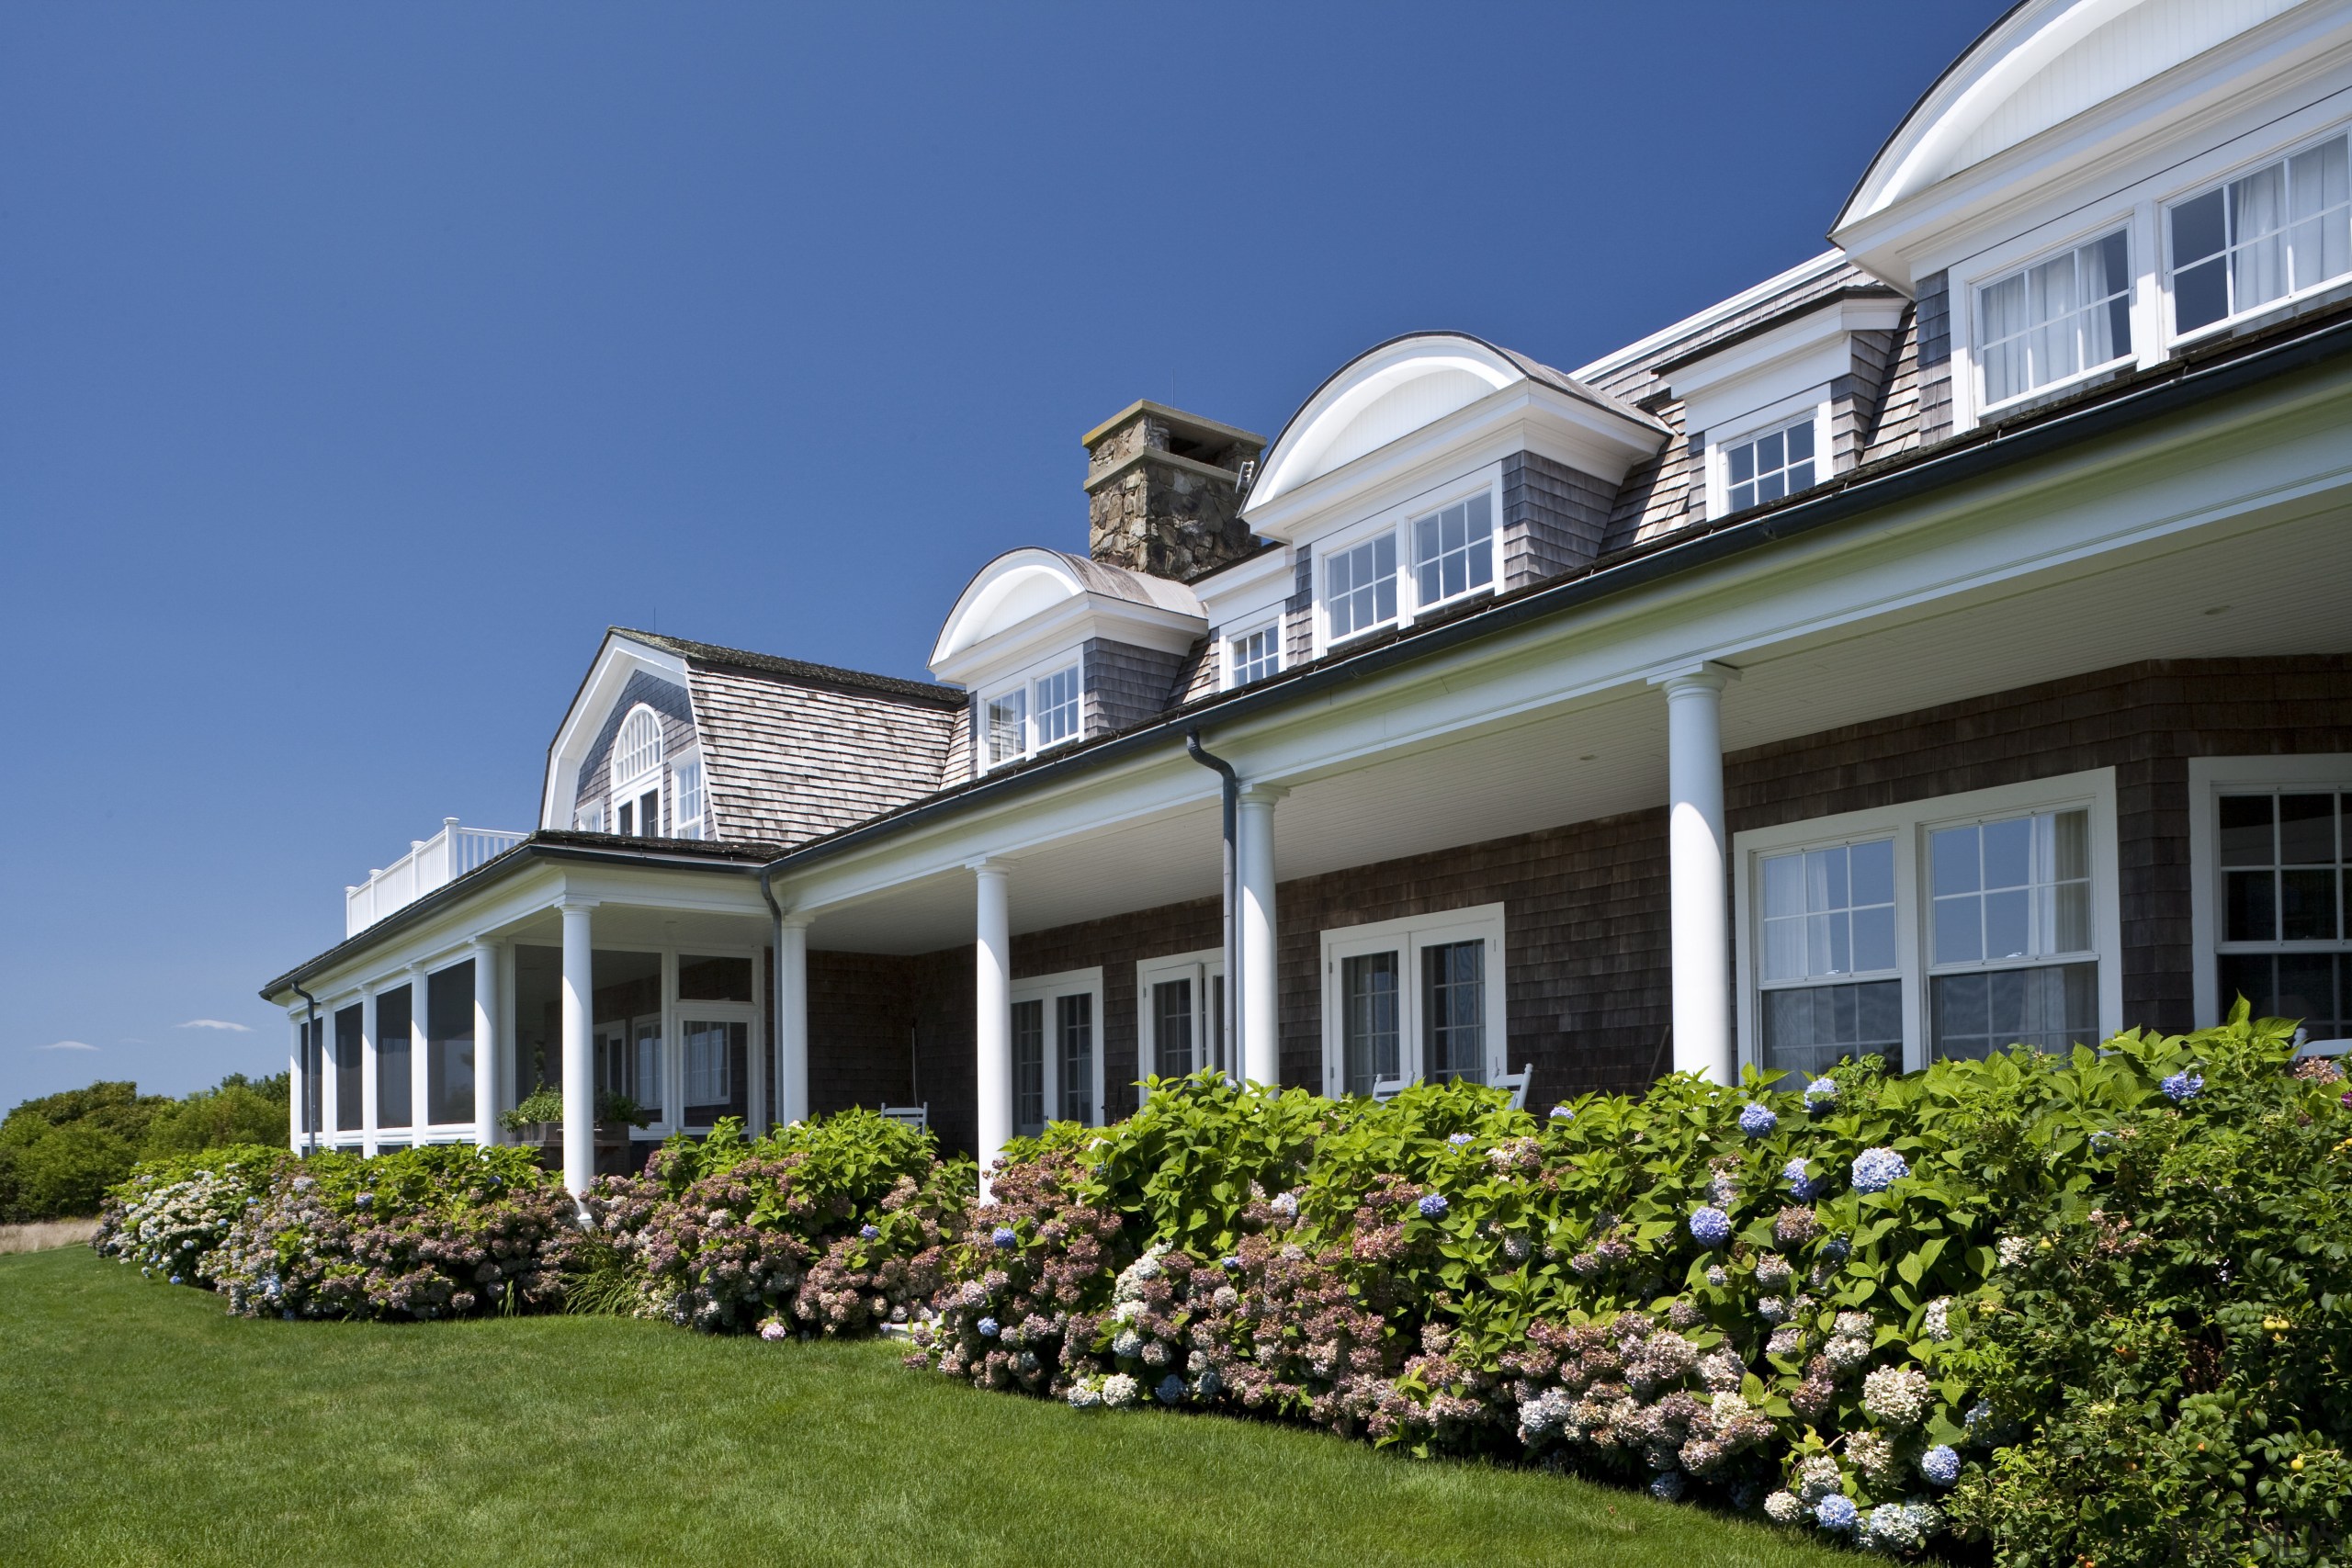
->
263, 0, 2352, 1196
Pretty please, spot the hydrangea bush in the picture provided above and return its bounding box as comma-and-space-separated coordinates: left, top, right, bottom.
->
910, 1010, 2347, 1562
582, 1109, 967, 1334
91, 1144, 288, 1282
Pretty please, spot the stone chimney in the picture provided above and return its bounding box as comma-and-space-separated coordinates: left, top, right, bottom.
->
1082, 400, 1269, 583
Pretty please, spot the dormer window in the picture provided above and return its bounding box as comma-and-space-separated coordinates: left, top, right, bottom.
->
2170, 133, 2350, 337
1724, 415, 1816, 512
981, 660, 1082, 771
1314, 478, 1501, 651
1978, 229, 2132, 406
1410, 491, 1494, 609
1327, 534, 1396, 641
673, 754, 705, 840
611, 705, 663, 837
1227, 624, 1280, 688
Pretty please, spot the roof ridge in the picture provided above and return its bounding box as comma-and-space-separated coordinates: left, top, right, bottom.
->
613, 628, 963, 705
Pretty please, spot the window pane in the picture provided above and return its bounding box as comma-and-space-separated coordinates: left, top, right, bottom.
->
1934, 895, 1984, 964
1421, 941, 1485, 1084
1931, 961, 2097, 1060
1984, 889, 2030, 960
1850, 838, 1894, 906
1153, 979, 1194, 1078
1340, 952, 1400, 1096
1762, 852, 1804, 919
1853, 904, 1897, 974
2220, 795, 2275, 865
2227, 869, 2278, 942
681, 1020, 742, 1120
2173, 188, 2228, 268
988, 692, 1025, 764
1057, 994, 1093, 1124
1931, 824, 1980, 895
335, 1004, 364, 1131
1012, 999, 1045, 1135
2280, 794, 2335, 863
425, 963, 475, 1128
2282, 868, 2339, 942
1983, 816, 2032, 889
376, 985, 413, 1129
1759, 979, 1902, 1078
678, 954, 753, 1002
1785, 419, 1814, 462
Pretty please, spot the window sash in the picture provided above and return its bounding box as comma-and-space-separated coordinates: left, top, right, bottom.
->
986, 690, 1026, 767
1012, 999, 1046, 1135
1927, 808, 2093, 971
2170, 134, 2352, 334
1409, 492, 1494, 608
1340, 951, 1400, 1097
1035, 665, 1080, 750
673, 757, 704, 837
1758, 837, 1898, 987
1056, 993, 1094, 1124
1725, 416, 1816, 513
615, 707, 663, 793
1327, 534, 1397, 641
1979, 228, 2132, 405
1230, 625, 1280, 687
680, 1019, 739, 1111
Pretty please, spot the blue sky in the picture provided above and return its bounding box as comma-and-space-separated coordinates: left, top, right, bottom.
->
0, 1, 1998, 1103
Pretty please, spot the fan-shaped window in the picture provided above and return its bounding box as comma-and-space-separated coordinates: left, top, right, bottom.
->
615, 707, 662, 790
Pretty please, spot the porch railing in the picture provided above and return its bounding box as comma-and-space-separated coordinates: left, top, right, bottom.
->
345, 818, 527, 936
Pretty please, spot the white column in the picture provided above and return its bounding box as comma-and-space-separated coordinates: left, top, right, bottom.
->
560, 900, 596, 1199
409, 964, 431, 1140
288, 1014, 304, 1153
472, 939, 498, 1148
359, 985, 380, 1157
1657, 662, 1738, 1083
776, 914, 812, 1127
972, 861, 1012, 1188
1238, 784, 1287, 1088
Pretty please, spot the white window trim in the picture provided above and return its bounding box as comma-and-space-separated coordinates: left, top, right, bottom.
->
1224, 620, 1283, 691
670, 750, 706, 840
1968, 221, 2140, 417
1733, 769, 2122, 1075
1136, 947, 1227, 1094
612, 704, 664, 801
978, 651, 1085, 773
2163, 122, 2352, 348
574, 801, 605, 833
1708, 394, 1829, 520
2188, 754, 2352, 1035
1312, 466, 1503, 657
1316, 903, 1507, 1096
1009, 966, 1105, 1129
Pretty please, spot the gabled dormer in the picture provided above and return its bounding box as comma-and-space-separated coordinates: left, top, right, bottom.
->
1238, 333, 1666, 663
544, 632, 706, 838
931, 550, 1207, 773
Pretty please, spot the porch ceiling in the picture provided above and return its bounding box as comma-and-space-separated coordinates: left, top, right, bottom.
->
803, 489, 2348, 959
496, 903, 773, 955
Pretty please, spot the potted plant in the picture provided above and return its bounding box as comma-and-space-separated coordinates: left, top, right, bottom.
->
594, 1090, 655, 1135
498, 1085, 565, 1144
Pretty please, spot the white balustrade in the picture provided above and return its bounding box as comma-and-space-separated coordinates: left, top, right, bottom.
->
345, 818, 527, 936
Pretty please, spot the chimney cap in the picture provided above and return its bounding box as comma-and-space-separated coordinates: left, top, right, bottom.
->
1080, 399, 1268, 454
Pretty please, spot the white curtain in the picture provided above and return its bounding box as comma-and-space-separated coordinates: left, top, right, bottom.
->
2231, 161, 2288, 312
2287, 136, 2349, 295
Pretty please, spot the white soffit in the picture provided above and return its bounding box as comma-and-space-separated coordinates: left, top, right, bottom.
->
1845, 0, 2298, 222
540, 634, 693, 829
930, 547, 1205, 689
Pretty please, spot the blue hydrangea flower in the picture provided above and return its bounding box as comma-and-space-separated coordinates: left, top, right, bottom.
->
2161, 1070, 2205, 1103
990, 1225, 1018, 1249
1220, 1255, 1242, 1272
1851, 1147, 1909, 1194
2088, 1130, 2116, 1149
1649, 1472, 1686, 1502
1446, 1132, 1474, 1146
977, 1316, 1000, 1338
1549, 1104, 1575, 1120
1815, 1494, 1859, 1532
1738, 1101, 1779, 1137
1919, 1444, 1961, 1486
354, 1192, 373, 1209
169, 1275, 184, 1286
1417, 1193, 1450, 1219
1155, 1373, 1187, 1405
1782, 1157, 1827, 1201
1804, 1077, 1838, 1109
859, 1224, 880, 1241
1689, 1206, 1733, 1246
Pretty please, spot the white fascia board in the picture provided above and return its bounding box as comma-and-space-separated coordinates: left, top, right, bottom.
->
540, 635, 693, 829
1670, 298, 1911, 436
773, 367, 2352, 921
930, 593, 1207, 691
1196, 548, 1295, 632
1243, 382, 1665, 546
1835, 8, 2352, 285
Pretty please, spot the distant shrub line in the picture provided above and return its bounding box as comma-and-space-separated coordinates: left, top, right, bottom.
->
93, 1012, 2351, 1564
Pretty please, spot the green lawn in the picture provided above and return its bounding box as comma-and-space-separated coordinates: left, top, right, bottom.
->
1, 1247, 1850, 1567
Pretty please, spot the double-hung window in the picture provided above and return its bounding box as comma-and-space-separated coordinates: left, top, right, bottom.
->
1736, 772, 2119, 1075
1978, 229, 2132, 406
1137, 949, 1226, 1090
1756, 838, 1903, 1077
1326, 534, 1396, 642
1724, 416, 1816, 513
1011, 969, 1102, 1134
980, 660, 1082, 771
2171, 133, 2351, 335
677, 953, 754, 1129
672, 755, 705, 840
2212, 784, 2350, 1043
1228, 624, 1281, 688
1320, 479, 1498, 649
1318, 906, 1505, 1097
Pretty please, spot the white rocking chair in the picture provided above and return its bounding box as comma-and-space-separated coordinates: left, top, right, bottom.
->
1492, 1063, 1533, 1111
878, 1103, 930, 1132
1370, 1076, 1410, 1103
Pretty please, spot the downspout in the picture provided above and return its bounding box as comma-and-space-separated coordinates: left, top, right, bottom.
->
291, 983, 321, 1156
1183, 731, 1240, 1078
758, 864, 785, 1133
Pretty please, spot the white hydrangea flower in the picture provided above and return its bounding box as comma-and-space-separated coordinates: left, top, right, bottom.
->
1764, 1489, 1805, 1525
1922, 1295, 1955, 1341
1795, 1453, 1844, 1503
1100, 1373, 1139, 1407
1860, 1365, 1933, 1429
1845, 1429, 1895, 1483
1997, 1235, 2033, 1269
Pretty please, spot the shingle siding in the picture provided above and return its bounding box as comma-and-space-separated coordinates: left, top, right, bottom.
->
1081, 638, 1187, 737
1284, 549, 1314, 666
1500, 451, 1612, 589
1915, 270, 1954, 444
573, 670, 697, 831
687, 662, 958, 847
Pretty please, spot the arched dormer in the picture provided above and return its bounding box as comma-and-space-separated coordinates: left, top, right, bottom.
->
931, 548, 1206, 771
1241, 333, 1665, 544
1834, 0, 2320, 276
